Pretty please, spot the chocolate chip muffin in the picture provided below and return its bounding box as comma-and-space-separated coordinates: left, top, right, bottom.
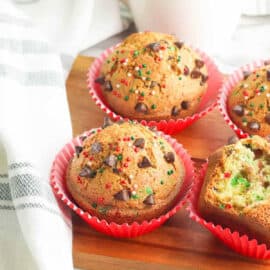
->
199, 135, 270, 245
228, 64, 270, 136
94, 31, 208, 121
66, 119, 185, 224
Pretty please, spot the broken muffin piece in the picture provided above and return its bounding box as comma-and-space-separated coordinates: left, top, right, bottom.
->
199, 135, 270, 246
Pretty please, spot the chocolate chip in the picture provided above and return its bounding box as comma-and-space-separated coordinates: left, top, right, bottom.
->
190, 69, 201, 79
183, 66, 189, 76
253, 149, 263, 159
150, 81, 158, 88
102, 117, 114, 129
167, 56, 174, 61
181, 101, 189, 110
195, 59, 204, 68
248, 121, 260, 131
138, 157, 151, 168
147, 42, 160, 52
174, 41, 183, 49
267, 70, 270, 82
91, 142, 102, 154
114, 189, 130, 201
135, 102, 148, 114
94, 76, 105, 85
265, 113, 270, 124
263, 182, 270, 188
232, 105, 244, 116
80, 136, 87, 141
227, 135, 239, 145
243, 71, 250, 80
104, 80, 113, 91
143, 194, 155, 205
171, 106, 180, 116
164, 152, 175, 163
133, 138, 145, 149
201, 74, 208, 83
104, 154, 117, 167
112, 168, 120, 174
75, 146, 83, 157
79, 166, 96, 178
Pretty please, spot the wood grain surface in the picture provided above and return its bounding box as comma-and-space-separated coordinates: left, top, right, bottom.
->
66, 56, 270, 270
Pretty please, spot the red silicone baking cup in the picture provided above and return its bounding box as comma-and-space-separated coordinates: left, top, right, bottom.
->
50, 128, 194, 238
87, 45, 222, 135
218, 59, 269, 138
188, 163, 270, 259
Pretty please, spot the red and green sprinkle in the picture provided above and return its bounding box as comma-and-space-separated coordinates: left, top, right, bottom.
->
260, 86, 266, 92
117, 154, 123, 161
92, 202, 97, 209
242, 117, 248, 123
133, 50, 139, 57
219, 203, 225, 209
131, 194, 139, 199
98, 167, 105, 173
146, 187, 153, 195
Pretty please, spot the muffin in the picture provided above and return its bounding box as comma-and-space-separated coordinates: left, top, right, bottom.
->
199, 135, 270, 245
228, 64, 270, 136
66, 119, 185, 224
94, 31, 208, 121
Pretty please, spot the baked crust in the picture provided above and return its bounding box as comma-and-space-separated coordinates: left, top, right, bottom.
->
66, 121, 185, 224
98, 32, 208, 120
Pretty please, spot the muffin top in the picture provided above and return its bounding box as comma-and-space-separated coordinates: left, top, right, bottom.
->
228, 64, 270, 136
95, 31, 208, 120
204, 135, 270, 215
68, 120, 185, 221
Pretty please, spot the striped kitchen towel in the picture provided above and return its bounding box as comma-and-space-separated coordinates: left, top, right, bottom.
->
0, 2, 73, 270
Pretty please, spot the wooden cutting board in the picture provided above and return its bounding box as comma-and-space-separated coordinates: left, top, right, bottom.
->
66, 56, 270, 270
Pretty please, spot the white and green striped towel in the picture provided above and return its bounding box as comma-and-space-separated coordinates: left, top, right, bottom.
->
0, 2, 73, 269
